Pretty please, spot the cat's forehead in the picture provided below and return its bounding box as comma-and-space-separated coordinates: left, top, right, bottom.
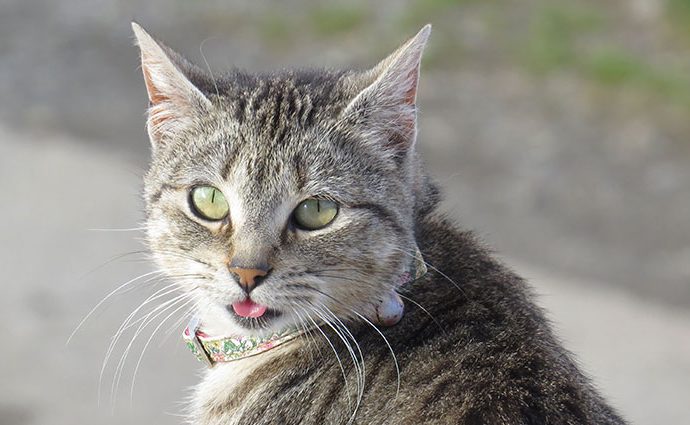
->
166, 71, 349, 169
177, 71, 364, 175
157, 115, 330, 203
218, 69, 357, 128
147, 67, 390, 210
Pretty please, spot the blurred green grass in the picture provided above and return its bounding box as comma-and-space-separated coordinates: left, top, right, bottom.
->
583, 50, 690, 105
520, 4, 604, 73
250, 0, 690, 109
667, 0, 690, 35
520, 1, 690, 108
308, 5, 368, 35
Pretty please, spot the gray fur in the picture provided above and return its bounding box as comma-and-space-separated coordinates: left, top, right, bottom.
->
132, 23, 626, 424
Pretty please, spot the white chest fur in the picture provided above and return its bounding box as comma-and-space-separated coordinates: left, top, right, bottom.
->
190, 344, 299, 425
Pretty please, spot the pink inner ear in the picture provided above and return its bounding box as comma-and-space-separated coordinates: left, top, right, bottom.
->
142, 65, 168, 106
385, 115, 416, 150
402, 68, 419, 106
381, 55, 420, 150
401, 67, 419, 136
139, 52, 195, 145
142, 65, 172, 136
386, 68, 419, 149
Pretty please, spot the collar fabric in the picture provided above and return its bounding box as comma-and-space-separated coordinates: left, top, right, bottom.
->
184, 317, 304, 367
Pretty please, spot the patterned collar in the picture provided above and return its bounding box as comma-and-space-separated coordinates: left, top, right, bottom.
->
183, 316, 305, 367
183, 248, 427, 368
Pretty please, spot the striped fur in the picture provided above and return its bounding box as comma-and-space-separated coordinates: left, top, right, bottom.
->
192, 216, 626, 424
132, 24, 626, 424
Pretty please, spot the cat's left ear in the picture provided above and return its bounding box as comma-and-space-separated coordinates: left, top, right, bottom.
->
342, 25, 431, 155
131, 22, 212, 150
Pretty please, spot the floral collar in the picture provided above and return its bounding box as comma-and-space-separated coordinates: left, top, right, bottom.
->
183, 316, 304, 367
183, 248, 427, 368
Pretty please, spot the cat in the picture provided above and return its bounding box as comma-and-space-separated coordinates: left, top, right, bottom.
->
131, 22, 627, 425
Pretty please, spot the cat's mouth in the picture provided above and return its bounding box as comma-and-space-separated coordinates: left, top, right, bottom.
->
227, 299, 283, 329
231, 299, 268, 318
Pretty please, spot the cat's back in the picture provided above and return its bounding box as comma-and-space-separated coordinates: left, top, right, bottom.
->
193, 215, 625, 425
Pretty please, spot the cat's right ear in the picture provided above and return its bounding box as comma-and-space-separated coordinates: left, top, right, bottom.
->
131, 22, 212, 150
340, 25, 431, 158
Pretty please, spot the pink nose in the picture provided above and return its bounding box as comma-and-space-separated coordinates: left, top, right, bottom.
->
228, 267, 268, 293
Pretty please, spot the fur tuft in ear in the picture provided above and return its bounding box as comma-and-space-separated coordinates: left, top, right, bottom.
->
342, 25, 431, 155
131, 22, 212, 149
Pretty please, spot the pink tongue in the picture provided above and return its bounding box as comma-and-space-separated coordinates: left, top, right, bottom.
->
232, 299, 268, 318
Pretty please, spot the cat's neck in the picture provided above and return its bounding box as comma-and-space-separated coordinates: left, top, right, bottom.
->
190, 341, 303, 424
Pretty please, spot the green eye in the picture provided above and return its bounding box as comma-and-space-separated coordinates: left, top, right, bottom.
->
190, 186, 229, 220
293, 198, 338, 230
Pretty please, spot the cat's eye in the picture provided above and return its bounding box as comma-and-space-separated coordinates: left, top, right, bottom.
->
293, 198, 338, 230
190, 186, 229, 221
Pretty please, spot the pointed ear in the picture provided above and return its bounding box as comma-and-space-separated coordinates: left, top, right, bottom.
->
341, 25, 430, 156
131, 22, 212, 149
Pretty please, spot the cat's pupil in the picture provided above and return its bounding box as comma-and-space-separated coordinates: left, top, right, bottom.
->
293, 198, 338, 230
190, 186, 229, 221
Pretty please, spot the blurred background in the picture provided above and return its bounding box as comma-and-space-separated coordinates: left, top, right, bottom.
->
1, 0, 689, 424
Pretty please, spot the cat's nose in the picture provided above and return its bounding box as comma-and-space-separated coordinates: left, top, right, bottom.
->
228, 265, 270, 294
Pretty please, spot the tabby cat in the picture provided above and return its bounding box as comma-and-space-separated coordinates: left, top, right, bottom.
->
131, 22, 626, 424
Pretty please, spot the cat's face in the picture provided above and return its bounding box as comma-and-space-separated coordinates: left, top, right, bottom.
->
133, 23, 429, 336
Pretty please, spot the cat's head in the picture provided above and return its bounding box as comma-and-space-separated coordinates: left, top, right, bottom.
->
133, 23, 434, 336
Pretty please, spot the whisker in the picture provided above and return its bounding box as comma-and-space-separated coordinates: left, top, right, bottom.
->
289, 307, 319, 364
199, 36, 221, 99
68, 269, 165, 345
312, 304, 362, 385
391, 246, 466, 296
111, 293, 190, 406
155, 250, 217, 268
299, 305, 353, 411
117, 290, 192, 335
299, 286, 401, 398
79, 250, 150, 279
312, 303, 365, 424
88, 227, 146, 232
163, 304, 198, 339
310, 270, 446, 336
99, 283, 181, 404
350, 309, 401, 398
396, 293, 447, 335
130, 297, 196, 402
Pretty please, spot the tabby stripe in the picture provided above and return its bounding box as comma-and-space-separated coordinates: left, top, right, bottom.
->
360, 349, 391, 391
286, 89, 298, 119
221, 136, 243, 180
275, 124, 288, 146
420, 374, 457, 418
351, 202, 403, 234
234, 96, 247, 123
292, 155, 307, 190
148, 182, 181, 204
270, 90, 284, 140
251, 81, 271, 112
310, 374, 348, 422
303, 101, 316, 127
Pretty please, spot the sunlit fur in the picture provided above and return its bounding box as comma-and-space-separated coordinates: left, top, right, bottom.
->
132, 24, 626, 425
135, 24, 432, 339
